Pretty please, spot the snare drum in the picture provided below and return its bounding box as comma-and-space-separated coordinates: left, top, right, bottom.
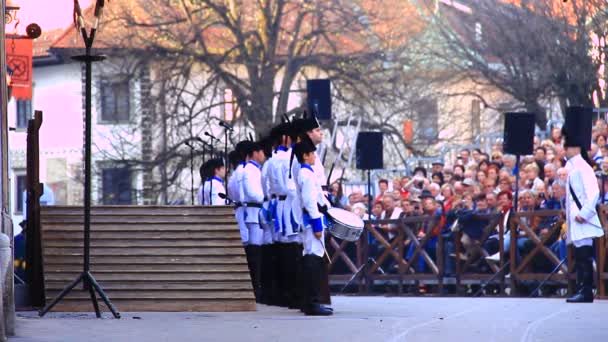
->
326, 208, 365, 242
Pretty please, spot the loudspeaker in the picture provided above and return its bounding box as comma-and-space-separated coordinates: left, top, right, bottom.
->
307, 79, 331, 120
564, 106, 592, 150
503, 112, 535, 155
356, 132, 383, 170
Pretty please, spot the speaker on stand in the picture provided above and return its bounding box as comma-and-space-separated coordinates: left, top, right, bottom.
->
356, 132, 384, 221
503, 112, 535, 212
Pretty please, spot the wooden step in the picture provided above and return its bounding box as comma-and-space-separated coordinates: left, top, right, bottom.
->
40, 206, 254, 312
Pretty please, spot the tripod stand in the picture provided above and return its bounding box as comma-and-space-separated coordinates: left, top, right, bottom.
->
39, 6, 119, 318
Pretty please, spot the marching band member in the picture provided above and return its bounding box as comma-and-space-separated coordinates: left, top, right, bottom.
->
259, 137, 277, 305
562, 110, 605, 303
229, 144, 249, 246
293, 137, 333, 316
200, 158, 226, 206
270, 122, 301, 308
242, 141, 267, 302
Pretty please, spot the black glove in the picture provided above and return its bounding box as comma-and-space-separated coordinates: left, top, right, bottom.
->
317, 203, 329, 214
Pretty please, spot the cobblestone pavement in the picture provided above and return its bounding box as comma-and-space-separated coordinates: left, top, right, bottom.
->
10, 296, 608, 342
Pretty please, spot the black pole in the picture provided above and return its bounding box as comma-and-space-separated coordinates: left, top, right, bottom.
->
39, 24, 120, 319
224, 128, 229, 190
367, 169, 372, 219
602, 174, 606, 204
513, 155, 521, 212
190, 145, 195, 204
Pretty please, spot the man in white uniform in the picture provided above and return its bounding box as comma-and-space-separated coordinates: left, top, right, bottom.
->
199, 158, 226, 205
228, 144, 249, 245
242, 141, 267, 302
562, 107, 605, 303
293, 138, 332, 316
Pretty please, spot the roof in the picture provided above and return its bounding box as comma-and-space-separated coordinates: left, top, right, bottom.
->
33, 29, 65, 58
49, 0, 428, 57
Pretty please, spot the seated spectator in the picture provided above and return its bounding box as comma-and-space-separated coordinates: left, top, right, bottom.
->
472, 148, 482, 164
455, 193, 493, 261
431, 172, 444, 186
524, 163, 544, 191
502, 155, 517, 174
352, 202, 369, 220
399, 176, 411, 199
486, 192, 497, 211
478, 160, 490, 173
550, 126, 562, 145
406, 191, 445, 273
483, 179, 497, 195
379, 195, 404, 240
370, 201, 384, 220
491, 152, 503, 165
497, 176, 512, 194
428, 182, 442, 202
432, 161, 444, 174
487, 165, 500, 184
330, 182, 348, 208
443, 170, 454, 184
485, 191, 514, 262
453, 165, 465, 179
440, 184, 455, 212
400, 198, 413, 217
556, 167, 568, 182
476, 170, 487, 185
375, 179, 389, 202
544, 163, 557, 186
534, 147, 546, 179
453, 181, 465, 196
462, 178, 476, 195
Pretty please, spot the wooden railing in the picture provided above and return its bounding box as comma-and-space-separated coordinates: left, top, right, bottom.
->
328, 208, 608, 298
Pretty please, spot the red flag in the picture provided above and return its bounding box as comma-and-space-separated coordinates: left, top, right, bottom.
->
403, 120, 413, 144
6, 37, 33, 100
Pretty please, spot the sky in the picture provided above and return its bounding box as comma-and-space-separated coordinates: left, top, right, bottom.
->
12, 0, 93, 33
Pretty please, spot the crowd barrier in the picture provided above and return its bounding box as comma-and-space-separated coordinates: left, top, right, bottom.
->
328, 208, 608, 298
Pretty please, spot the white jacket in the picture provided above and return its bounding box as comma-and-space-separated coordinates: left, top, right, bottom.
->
565, 154, 604, 244
242, 160, 264, 224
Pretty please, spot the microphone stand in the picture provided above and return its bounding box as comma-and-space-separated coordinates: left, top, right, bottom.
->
185, 141, 196, 205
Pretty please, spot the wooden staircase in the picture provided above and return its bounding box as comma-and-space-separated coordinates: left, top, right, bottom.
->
40, 206, 255, 312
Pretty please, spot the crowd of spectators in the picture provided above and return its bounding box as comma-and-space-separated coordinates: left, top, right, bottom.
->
326, 118, 608, 293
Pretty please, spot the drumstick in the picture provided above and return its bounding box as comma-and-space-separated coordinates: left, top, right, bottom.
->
322, 242, 332, 265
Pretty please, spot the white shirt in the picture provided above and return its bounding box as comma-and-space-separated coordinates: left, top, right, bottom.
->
200, 176, 226, 206
242, 160, 264, 224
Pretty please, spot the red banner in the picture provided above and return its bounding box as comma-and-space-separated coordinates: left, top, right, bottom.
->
6, 37, 33, 100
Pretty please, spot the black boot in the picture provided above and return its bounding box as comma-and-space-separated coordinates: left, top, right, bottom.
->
303, 255, 332, 316
567, 246, 594, 303
248, 245, 263, 303
260, 244, 272, 305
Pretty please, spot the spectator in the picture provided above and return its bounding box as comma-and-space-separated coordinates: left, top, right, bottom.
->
428, 182, 442, 202
444, 170, 454, 184
497, 177, 512, 194
352, 202, 369, 220
432, 161, 444, 174
453, 181, 465, 196
551, 126, 562, 145
413, 166, 427, 179
524, 163, 543, 191
483, 179, 497, 195
454, 193, 492, 261
476, 170, 487, 185
557, 167, 568, 182
454, 165, 465, 178
478, 159, 490, 173
462, 178, 475, 195
380, 195, 404, 240
502, 155, 516, 174
544, 163, 557, 186
534, 147, 546, 179
486, 192, 498, 211
400, 199, 413, 217
375, 179, 389, 202
431, 172, 444, 186
330, 182, 348, 208
400, 176, 411, 198
406, 191, 445, 273
370, 201, 384, 220
485, 191, 514, 262
491, 152, 503, 165
441, 184, 455, 212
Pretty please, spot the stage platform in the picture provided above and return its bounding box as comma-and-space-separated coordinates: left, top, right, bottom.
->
12, 296, 608, 342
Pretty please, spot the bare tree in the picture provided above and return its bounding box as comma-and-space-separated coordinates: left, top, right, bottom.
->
423, 0, 608, 129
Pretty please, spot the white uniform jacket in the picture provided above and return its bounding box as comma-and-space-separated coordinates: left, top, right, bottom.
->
565, 154, 604, 244
229, 163, 248, 243
295, 163, 326, 257
242, 160, 265, 224
201, 176, 226, 206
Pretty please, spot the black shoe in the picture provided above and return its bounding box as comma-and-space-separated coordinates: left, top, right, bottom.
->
320, 305, 334, 312
304, 304, 333, 316
566, 291, 594, 303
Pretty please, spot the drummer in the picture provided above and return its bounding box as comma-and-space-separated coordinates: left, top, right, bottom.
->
294, 137, 333, 316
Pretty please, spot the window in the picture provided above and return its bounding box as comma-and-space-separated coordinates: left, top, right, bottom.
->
223, 88, 240, 122
15, 174, 26, 214
100, 79, 130, 122
101, 167, 132, 204
16, 99, 32, 129
416, 98, 438, 142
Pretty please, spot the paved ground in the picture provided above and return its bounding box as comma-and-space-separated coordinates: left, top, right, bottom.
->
9, 296, 608, 342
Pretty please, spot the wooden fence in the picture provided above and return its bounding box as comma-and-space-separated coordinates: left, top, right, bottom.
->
328, 208, 608, 298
